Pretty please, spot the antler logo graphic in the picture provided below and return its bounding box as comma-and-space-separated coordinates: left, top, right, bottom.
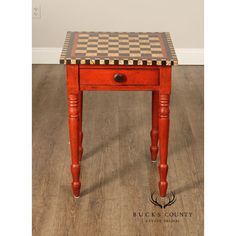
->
150, 191, 176, 208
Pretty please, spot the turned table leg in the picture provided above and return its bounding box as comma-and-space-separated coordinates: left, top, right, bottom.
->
68, 94, 81, 197
78, 91, 83, 161
158, 94, 170, 197
66, 65, 81, 198
150, 91, 159, 162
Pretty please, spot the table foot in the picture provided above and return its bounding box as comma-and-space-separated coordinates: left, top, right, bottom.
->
159, 163, 168, 197
73, 195, 80, 199
71, 164, 81, 197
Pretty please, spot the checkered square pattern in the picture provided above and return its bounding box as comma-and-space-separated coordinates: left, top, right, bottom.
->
60, 32, 178, 66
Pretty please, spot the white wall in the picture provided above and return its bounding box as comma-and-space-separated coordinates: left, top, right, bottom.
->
32, 0, 204, 64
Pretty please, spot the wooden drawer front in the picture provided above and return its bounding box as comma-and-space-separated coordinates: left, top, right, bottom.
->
80, 68, 159, 86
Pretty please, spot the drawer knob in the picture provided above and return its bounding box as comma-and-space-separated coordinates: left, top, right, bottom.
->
114, 73, 125, 82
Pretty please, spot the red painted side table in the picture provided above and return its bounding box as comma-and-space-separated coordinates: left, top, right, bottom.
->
60, 32, 178, 198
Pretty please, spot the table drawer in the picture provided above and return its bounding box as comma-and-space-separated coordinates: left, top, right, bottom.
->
80, 68, 159, 86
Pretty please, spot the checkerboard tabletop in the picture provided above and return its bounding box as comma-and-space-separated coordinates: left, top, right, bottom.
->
60, 32, 178, 66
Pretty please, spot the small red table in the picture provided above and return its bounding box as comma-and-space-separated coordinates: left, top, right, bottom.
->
60, 32, 178, 198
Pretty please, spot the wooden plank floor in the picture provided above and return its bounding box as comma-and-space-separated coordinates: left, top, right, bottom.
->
33, 65, 204, 236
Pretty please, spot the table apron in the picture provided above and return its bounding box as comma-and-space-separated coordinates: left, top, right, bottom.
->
79, 85, 160, 91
